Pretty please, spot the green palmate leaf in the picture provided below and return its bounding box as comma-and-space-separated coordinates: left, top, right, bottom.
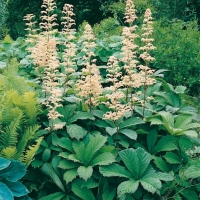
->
57, 104, 76, 122
183, 123, 200, 130
92, 110, 104, 119
58, 152, 71, 159
163, 152, 181, 164
175, 194, 182, 200
0, 182, 13, 200
41, 163, 65, 192
84, 135, 107, 165
72, 179, 96, 200
174, 86, 187, 94
68, 154, 81, 163
57, 138, 73, 152
80, 177, 99, 189
153, 157, 169, 172
63, 168, 77, 184
147, 129, 158, 154
72, 140, 85, 162
119, 148, 151, 179
174, 114, 193, 128
119, 117, 144, 129
90, 152, 115, 166
140, 176, 161, 194
117, 180, 139, 198
106, 127, 117, 136
159, 111, 174, 127
183, 130, 198, 137
58, 159, 79, 170
93, 120, 110, 128
156, 172, 174, 181
153, 136, 177, 154
119, 129, 137, 140
68, 111, 95, 124
184, 165, 200, 179
39, 192, 66, 200
42, 149, 51, 162
146, 115, 163, 126
102, 182, 116, 200
179, 137, 192, 151
67, 124, 87, 141
180, 189, 199, 200
77, 166, 93, 181
100, 164, 132, 178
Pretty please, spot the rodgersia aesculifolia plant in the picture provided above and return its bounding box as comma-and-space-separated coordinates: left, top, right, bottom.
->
20, 0, 200, 199
24, 0, 157, 124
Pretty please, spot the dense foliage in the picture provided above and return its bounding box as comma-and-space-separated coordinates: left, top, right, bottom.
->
0, 0, 200, 199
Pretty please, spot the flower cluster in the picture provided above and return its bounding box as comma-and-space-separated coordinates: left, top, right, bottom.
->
124, 0, 138, 24
61, 4, 77, 94
75, 24, 102, 110
40, 0, 58, 34
24, 0, 64, 130
138, 8, 156, 87
104, 56, 130, 121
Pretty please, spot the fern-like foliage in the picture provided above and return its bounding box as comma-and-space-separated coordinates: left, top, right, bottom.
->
0, 59, 42, 166
0, 147, 18, 159
22, 92, 41, 125
0, 111, 22, 149
23, 137, 43, 166
0, 59, 30, 94
17, 125, 40, 156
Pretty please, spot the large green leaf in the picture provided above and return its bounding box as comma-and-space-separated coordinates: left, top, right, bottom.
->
102, 182, 116, 200
159, 111, 174, 127
184, 165, 200, 179
180, 189, 198, 200
106, 127, 117, 136
57, 104, 77, 122
153, 136, 177, 154
140, 176, 161, 194
67, 124, 87, 141
156, 172, 174, 181
39, 192, 66, 200
41, 163, 65, 192
63, 168, 77, 184
72, 179, 96, 200
174, 114, 193, 128
119, 129, 137, 140
163, 152, 181, 164
90, 152, 115, 166
153, 157, 169, 172
183, 123, 200, 130
68, 111, 95, 123
147, 129, 158, 154
117, 180, 139, 198
84, 135, 107, 165
119, 117, 144, 129
119, 148, 151, 179
57, 138, 73, 152
77, 166, 93, 181
183, 130, 198, 137
100, 164, 132, 178
58, 159, 79, 170
72, 140, 85, 163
